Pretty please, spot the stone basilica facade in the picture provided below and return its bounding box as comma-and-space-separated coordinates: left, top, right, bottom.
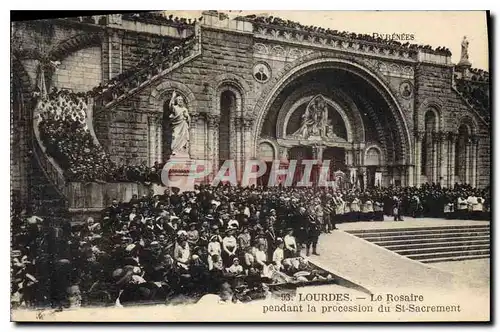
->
11, 11, 490, 215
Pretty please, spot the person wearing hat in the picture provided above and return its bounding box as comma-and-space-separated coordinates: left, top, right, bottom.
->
209, 224, 223, 243
222, 228, 238, 266
305, 215, 321, 256
255, 231, 268, 254
186, 222, 199, 246
207, 235, 222, 270
227, 219, 239, 230
272, 238, 285, 270
174, 237, 191, 272
226, 257, 243, 276
237, 226, 251, 253
264, 222, 277, 258
392, 195, 403, 221
253, 243, 268, 272
198, 229, 209, 248
284, 228, 297, 258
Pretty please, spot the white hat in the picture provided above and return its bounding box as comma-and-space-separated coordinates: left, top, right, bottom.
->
125, 244, 136, 252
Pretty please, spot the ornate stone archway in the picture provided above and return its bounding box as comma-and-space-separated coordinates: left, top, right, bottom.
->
252, 56, 413, 166
251, 55, 413, 186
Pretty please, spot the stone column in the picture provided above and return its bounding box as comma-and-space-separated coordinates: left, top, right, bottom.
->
206, 114, 220, 180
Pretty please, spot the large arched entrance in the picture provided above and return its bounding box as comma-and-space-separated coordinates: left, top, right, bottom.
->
255, 59, 410, 188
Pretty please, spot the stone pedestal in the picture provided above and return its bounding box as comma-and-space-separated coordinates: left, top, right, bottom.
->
160, 154, 196, 192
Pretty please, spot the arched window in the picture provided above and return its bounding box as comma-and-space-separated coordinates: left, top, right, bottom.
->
219, 90, 236, 165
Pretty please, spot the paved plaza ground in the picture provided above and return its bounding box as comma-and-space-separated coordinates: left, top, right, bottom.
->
428, 258, 490, 290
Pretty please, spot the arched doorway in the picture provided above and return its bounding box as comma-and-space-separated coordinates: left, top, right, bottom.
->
256, 58, 411, 187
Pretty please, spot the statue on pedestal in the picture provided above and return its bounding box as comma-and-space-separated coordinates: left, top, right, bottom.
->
168, 91, 191, 157
458, 36, 472, 67
461, 36, 469, 61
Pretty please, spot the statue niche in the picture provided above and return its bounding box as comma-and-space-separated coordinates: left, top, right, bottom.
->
163, 90, 191, 159
287, 94, 347, 141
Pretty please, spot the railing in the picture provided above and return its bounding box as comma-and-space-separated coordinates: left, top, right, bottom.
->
93, 23, 202, 112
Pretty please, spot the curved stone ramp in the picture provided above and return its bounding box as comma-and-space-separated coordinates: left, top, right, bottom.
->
304, 230, 470, 294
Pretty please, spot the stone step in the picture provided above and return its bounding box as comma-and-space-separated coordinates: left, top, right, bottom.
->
372, 235, 490, 247
382, 239, 490, 251
393, 244, 490, 256
358, 231, 490, 242
405, 249, 490, 261
347, 224, 490, 235
348, 227, 490, 238
420, 254, 491, 263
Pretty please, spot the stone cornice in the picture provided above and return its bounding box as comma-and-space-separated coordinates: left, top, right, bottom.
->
253, 32, 418, 64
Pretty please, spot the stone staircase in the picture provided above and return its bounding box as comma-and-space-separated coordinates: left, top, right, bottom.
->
346, 224, 490, 263
93, 24, 201, 112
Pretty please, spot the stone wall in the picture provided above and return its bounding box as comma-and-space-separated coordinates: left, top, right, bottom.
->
97, 27, 255, 165
414, 63, 490, 188
52, 46, 102, 92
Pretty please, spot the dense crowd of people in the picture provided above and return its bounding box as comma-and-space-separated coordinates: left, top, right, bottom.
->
37, 89, 164, 182
240, 14, 451, 56
67, 12, 198, 28
11, 181, 490, 309
92, 36, 196, 105
122, 12, 200, 27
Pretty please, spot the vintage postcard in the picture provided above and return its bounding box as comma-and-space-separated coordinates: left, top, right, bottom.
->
10, 10, 490, 322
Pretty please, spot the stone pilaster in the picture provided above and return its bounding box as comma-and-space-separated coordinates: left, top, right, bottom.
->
189, 112, 199, 159
206, 114, 220, 179
155, 117, 163, 163
147, 115, 157, 166
242, 118, 254, 161
107, 28, 124, 80
414, 130, 425, 187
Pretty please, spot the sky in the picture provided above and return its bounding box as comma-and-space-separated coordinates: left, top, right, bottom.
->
169, 10, 489, 71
